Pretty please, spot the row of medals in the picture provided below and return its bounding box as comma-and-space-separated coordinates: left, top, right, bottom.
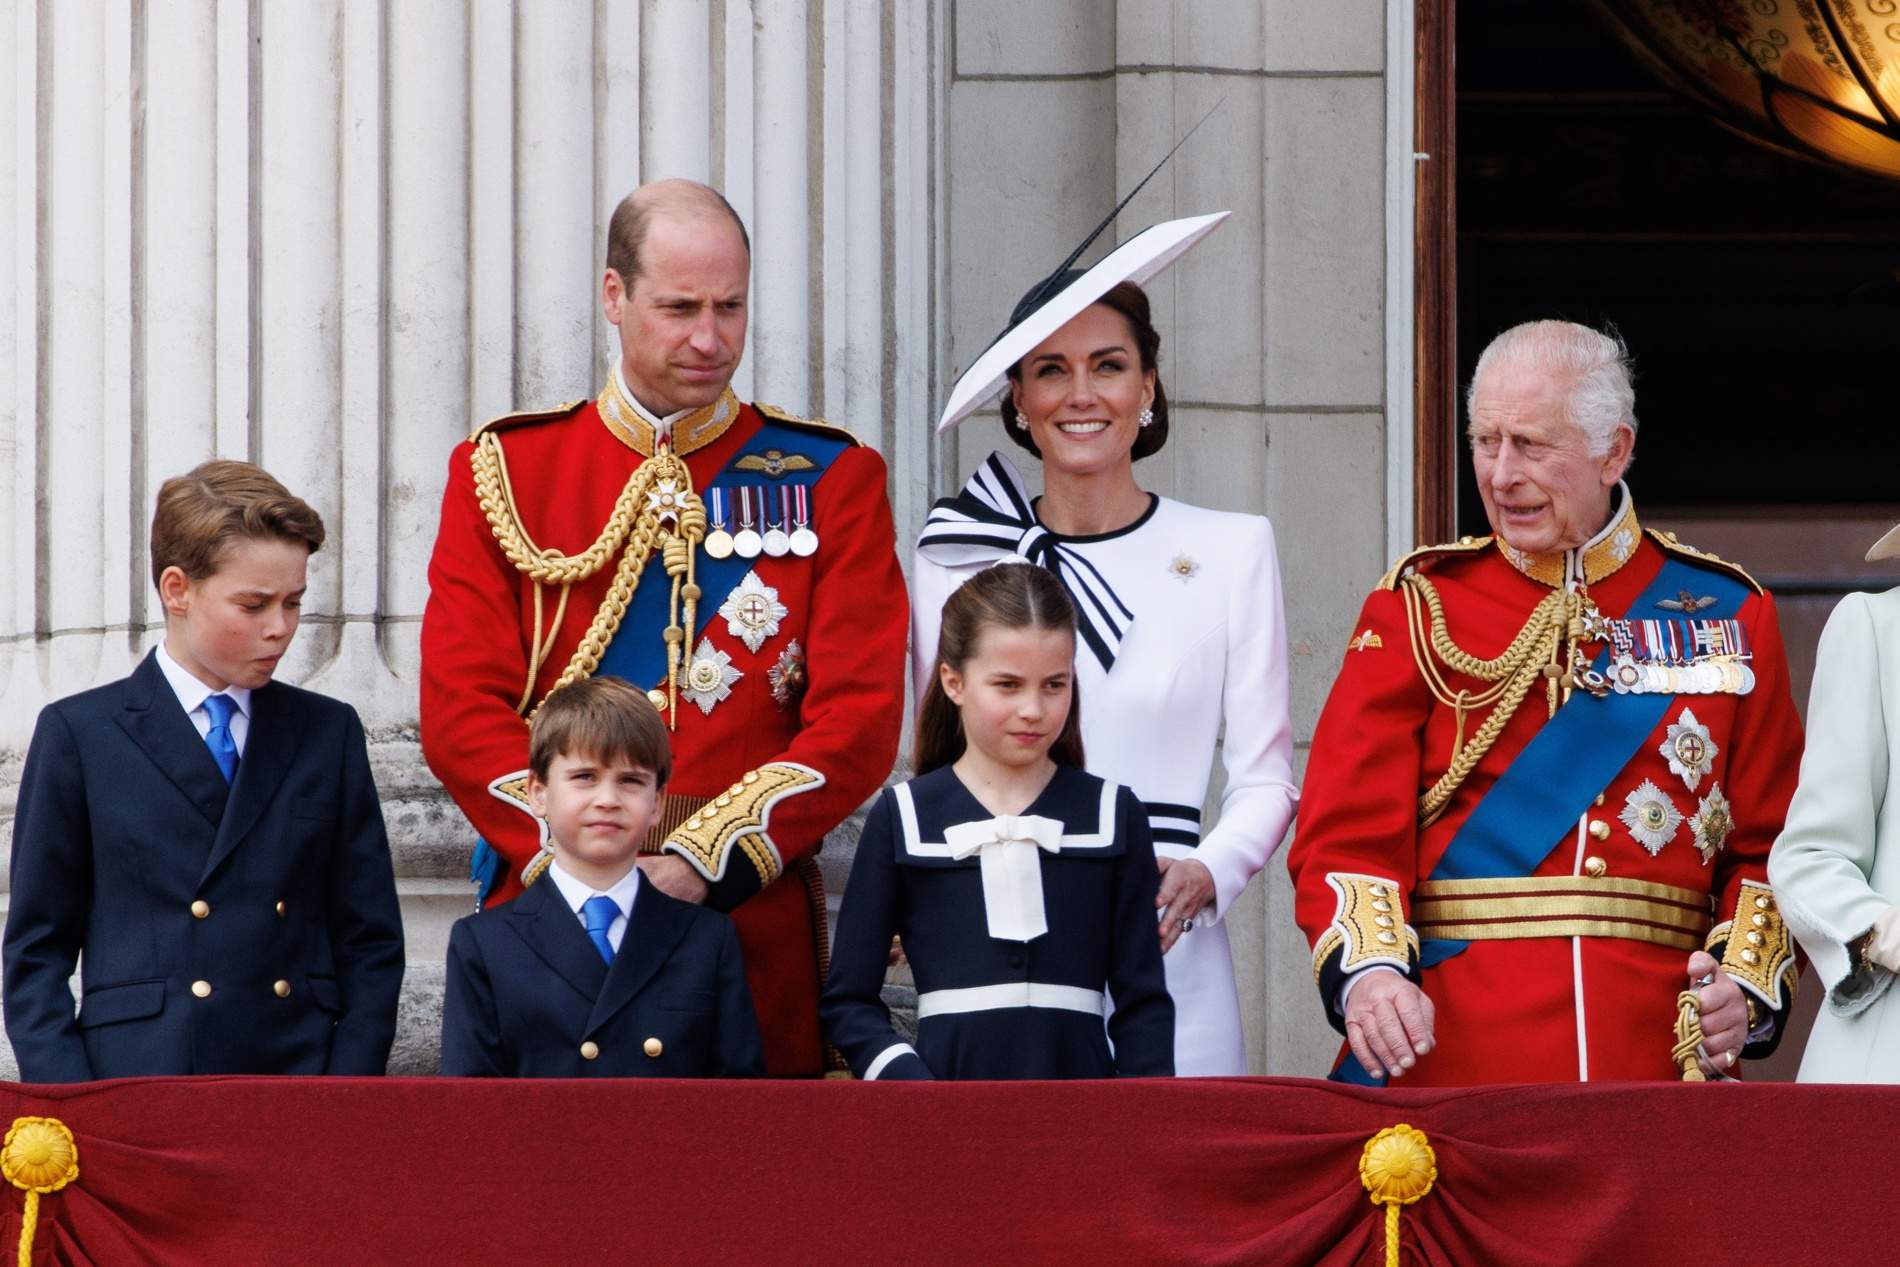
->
1573, 607, 1757, 697
1607, 651, 1755, 696
703, 486, 817, 561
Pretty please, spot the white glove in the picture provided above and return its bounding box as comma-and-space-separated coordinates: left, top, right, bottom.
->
1866, 906, 1900, 973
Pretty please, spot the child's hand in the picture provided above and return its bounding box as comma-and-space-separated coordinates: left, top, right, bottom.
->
636, 854, 711, 904
1155, 857, 1215, 953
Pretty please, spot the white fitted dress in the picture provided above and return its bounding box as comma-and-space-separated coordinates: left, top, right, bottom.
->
911, 454, 1299, 1075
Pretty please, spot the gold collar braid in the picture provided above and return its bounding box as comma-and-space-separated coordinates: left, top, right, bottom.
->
1402, 575, 1607, 828
598, 376, 739, 458
1496, 489, 1641, 588
470, 430, 706, 727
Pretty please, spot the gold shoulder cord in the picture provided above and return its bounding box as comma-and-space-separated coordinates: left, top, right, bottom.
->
1401, 573, 1597, 828
470, 430, 706, 724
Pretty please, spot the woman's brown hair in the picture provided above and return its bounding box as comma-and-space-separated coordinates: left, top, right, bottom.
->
1001, 279, 1169, 462
914, 563, 1086, 774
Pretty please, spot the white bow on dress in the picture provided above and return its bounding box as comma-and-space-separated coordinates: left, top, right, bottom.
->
941, 814, 1066, 942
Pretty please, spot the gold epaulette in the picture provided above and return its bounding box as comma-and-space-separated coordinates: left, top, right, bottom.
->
755, 401, 863, 447
1647, 529, 1764, 595
1377, 535, 1493, 591
467, 398, 589, 442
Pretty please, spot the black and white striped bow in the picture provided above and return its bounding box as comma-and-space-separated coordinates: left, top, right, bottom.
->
917, 452, 1135, 672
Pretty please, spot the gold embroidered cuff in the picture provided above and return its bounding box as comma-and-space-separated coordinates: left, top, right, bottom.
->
1714, 881, 1796, 1012
662, 761, 826, 889
1321, 873, 1416, 977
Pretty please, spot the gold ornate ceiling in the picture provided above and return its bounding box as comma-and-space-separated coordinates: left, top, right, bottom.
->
1595, 1, 1900, 181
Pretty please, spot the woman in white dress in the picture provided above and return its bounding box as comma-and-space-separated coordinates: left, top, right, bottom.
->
912, 213, 1299, 1075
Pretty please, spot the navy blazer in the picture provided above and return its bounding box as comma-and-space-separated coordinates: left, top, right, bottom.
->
821, 763, 1174, 1080
3, 651, 405, 1081
439, 870, 764, 1078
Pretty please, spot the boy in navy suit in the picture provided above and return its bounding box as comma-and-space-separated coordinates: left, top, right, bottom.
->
3, 461, 404, 1080
439, 675, 764, 1077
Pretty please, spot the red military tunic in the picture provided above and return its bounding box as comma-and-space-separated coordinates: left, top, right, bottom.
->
420, 379, 907, 1075
1288, 493, 1803, 1083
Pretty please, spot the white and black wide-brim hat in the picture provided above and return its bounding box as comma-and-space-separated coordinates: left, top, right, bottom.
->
934, 210, 1231, 435
1870, 522, 1900, 562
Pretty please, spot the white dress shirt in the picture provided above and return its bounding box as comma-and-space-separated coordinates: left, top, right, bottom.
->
545, 858, 643, 954
154, 640, 253, 756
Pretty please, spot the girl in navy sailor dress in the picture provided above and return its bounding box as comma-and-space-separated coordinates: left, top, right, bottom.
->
821, 563, 1173, 1079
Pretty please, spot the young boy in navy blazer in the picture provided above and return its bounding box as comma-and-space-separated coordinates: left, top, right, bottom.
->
3, 461, 405, 1080
439, 675, 764, 1077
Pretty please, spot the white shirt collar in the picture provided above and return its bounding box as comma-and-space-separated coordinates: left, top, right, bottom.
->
545, 856, 643, 919
153, 640, 253, 719
614, 361, 694, 439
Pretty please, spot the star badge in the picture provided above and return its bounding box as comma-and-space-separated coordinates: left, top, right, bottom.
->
769, 639, 807, 708
1689, 783, 1733, 865
1166, 553, 1199, 583
1660, 707, 1718, 793
719, 570, 788, 653
1620, 779, 1684, 856
647, 478, 687, 526
680, 637, 742, 715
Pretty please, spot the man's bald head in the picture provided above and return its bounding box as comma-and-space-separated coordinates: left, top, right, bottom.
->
605, 179, 750, 287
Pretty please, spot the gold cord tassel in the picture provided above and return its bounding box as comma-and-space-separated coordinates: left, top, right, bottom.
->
489, 435, 704, 725
1673, 990, 1709, 1082
1405, 577, 1602, 828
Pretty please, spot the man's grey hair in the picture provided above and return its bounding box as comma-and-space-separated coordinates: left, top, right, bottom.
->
1466, 320, 1637, 458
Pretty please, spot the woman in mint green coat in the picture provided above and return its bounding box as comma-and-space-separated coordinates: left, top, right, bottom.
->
1768, 522, 1900, 1082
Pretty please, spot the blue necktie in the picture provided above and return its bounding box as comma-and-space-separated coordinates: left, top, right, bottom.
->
581, 895, 618, 966
201, 693, 239, 785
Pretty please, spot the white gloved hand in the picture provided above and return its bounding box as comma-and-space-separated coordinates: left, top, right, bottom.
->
1865, 906, 1900, 973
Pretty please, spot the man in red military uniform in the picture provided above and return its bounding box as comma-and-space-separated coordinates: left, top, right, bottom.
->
421, 179, 906, 1075
1289, 319, 1803, 1085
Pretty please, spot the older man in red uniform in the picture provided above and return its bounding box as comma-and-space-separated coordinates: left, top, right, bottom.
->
421, 179, 906, 1075
1290, 320, 1803, 1085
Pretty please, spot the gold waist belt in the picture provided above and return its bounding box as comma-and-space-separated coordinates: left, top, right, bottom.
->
1411, 876, 1714, 951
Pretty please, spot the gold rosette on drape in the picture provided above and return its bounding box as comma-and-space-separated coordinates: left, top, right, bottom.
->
2, 1116, 79, 1267
1359, 1124, 1437, 1267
